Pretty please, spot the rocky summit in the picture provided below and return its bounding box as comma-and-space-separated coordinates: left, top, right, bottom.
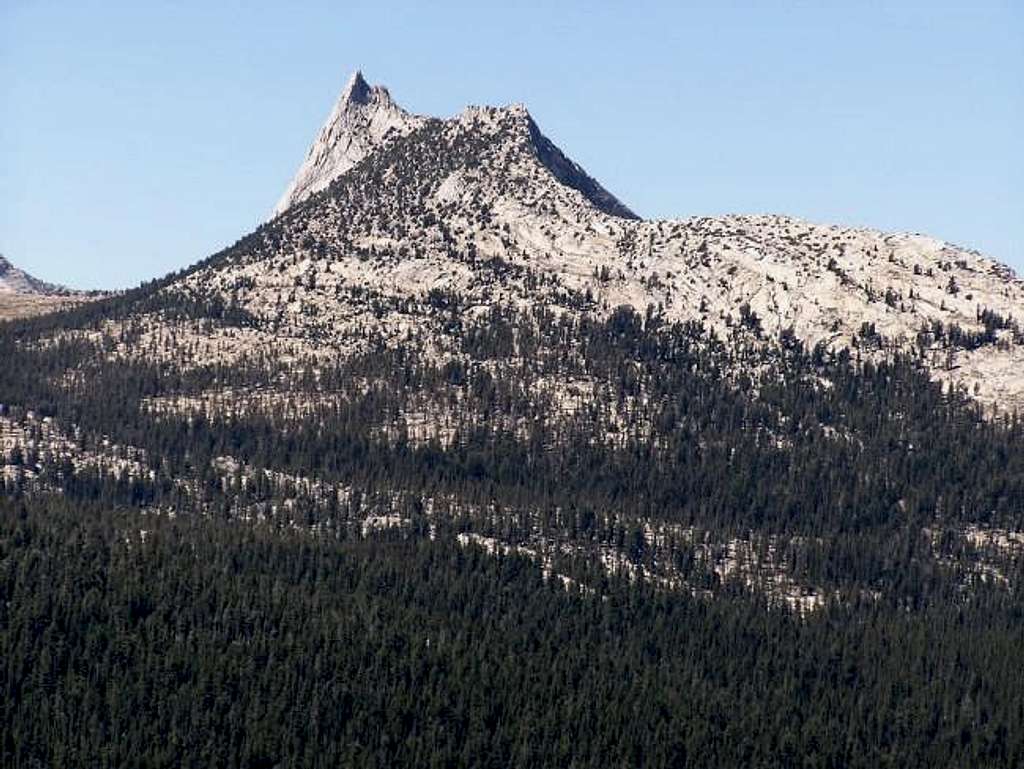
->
162, 72, 1024, 411
272, 70, 428, 215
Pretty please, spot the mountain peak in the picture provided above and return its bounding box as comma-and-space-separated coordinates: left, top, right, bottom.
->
452, 102, 636, 218
274, 76, 636, 220
338, 69, 394, 108
272, 71, 425, 216
341, 70, 371, 104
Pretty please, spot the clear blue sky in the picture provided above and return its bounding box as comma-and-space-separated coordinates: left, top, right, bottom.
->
2, 1, 1021, 290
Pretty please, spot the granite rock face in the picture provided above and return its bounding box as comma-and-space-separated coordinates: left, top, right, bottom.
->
273, 71, 427, 216
179, 72, 1024, 412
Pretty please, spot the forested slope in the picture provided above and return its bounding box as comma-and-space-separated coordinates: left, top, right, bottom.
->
2, 496, 1021, 768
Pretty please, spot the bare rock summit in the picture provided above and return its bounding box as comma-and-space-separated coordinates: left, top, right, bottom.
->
273, 71, 427, 215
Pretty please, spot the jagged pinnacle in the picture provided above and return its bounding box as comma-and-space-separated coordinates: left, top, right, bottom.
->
341, 70, 371, 105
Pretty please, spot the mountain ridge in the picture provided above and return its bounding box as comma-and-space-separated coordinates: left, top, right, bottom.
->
0, 253, 96, 320
18, 71, 1024, 409
0, 253, 67, 296
179, 74, 1024, 412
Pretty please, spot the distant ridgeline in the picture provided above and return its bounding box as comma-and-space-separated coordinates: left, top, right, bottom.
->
0, 253, 95, 320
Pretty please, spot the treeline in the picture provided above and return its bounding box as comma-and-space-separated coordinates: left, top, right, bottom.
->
3, 300, 1024, 540
4, 297, 1024, 610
